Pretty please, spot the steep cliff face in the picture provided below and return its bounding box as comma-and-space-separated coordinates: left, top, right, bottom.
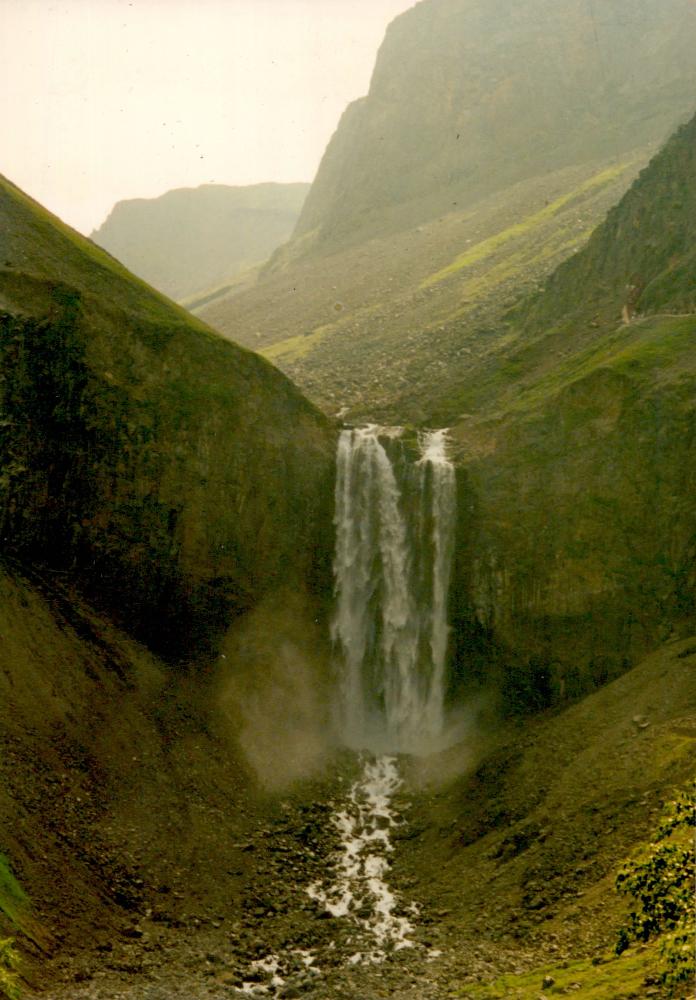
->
520, 112, 696, 330
91, 182, 309, 302
0, 175, 335, 658
293, 0, 696, 252
447, 115, 696, 706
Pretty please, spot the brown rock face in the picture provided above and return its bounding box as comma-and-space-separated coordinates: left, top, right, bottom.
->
293, 0, 696, 252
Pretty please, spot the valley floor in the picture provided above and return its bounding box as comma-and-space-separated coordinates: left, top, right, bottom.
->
9, 598, 693, 1000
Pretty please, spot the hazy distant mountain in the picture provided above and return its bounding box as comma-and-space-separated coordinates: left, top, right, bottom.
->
291, 0, 696, 254
91, 182, 309, 301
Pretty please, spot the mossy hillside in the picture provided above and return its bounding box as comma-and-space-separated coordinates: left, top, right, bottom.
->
0, 175, 336, 657
398, 640, 696, 995
446, 318, 696, 696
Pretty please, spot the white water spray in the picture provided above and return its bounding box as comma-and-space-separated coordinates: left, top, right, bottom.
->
332, 425, 456, 753
307, 755, 417, 964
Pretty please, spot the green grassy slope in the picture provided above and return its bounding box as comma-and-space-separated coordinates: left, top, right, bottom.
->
0, 174, 335, 658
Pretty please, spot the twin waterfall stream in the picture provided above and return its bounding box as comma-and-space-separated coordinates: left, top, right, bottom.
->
237, 426, 456, 996
333, 425, 456, 755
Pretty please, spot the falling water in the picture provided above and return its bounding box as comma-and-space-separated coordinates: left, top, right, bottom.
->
332, 425, 456, 754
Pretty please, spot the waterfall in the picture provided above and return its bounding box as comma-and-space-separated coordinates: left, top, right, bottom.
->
332, 425, 456, 754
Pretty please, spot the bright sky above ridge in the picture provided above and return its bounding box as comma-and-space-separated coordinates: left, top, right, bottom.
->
1, 0, 415, 235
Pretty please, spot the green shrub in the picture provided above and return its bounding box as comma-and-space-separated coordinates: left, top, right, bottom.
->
616, 788, 695, 992
0, 938, 20, 1000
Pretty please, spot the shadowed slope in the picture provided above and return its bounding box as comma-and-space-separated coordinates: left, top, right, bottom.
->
0, 174, 335, 658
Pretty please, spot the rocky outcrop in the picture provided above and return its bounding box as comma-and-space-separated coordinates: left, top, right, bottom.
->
92, 182, 309, 301
292, 0, 696, 252
520, 112, 696, 331
0, 175, 335, 659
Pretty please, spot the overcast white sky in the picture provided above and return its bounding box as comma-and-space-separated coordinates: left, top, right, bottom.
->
1, 0, 415, 234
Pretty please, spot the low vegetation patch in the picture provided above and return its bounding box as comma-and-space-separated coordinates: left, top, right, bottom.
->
0, 856, 25, 1000
0, 857, 25, 928
456, 948, 662, 999
616, 788, 695, 994
0, 939, 20, 1000
421, 162, 631, 289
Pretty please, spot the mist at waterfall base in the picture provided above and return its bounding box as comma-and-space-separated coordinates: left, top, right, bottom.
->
332, 425, 460, 757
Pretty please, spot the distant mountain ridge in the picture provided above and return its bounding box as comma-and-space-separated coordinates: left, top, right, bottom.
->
91, 181, 309, 302
290, 0, 696, 254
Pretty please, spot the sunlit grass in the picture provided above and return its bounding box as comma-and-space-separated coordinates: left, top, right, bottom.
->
421, 162, 632, 289
0, 857, 26, 928
261, 322, 335, 362
455, 946, 661, 999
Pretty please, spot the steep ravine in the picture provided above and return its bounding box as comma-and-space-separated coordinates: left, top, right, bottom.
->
13, 569, 695, 1000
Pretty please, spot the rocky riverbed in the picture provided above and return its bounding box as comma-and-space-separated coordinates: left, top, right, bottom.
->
25, 751, 532, 1000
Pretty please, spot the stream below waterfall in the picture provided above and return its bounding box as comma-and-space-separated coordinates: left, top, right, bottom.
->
234, 754, 437, 999
231, 423, 456, 995
231, 425, 456, 994
39, 425, 460, 1000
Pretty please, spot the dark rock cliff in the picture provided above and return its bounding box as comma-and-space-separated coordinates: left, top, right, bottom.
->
0, 175, 336, 659
293, 0, 696, 252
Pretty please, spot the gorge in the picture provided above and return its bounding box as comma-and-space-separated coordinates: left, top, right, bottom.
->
1, 1, 695, 998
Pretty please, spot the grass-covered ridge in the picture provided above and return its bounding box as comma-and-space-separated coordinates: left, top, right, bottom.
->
421, 162, 632, 289
0, 856, 26, 928
0, 175, 205, 332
